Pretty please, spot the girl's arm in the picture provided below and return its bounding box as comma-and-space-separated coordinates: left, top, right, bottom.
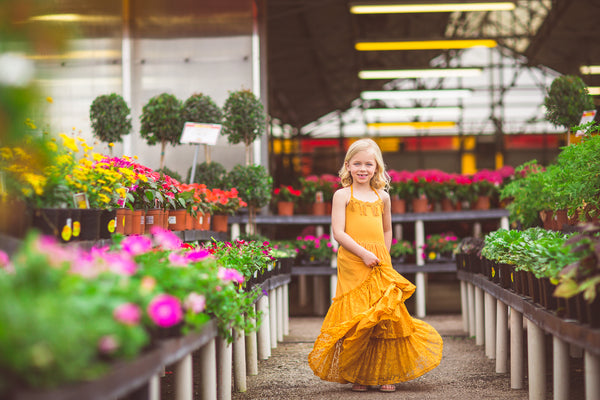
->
381, 189, 392, 251
331, 189, 380, 267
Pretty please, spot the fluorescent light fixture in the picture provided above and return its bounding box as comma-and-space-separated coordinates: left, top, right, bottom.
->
361, 89, 473, 99
364, 107, 462, 120
350, 2, 516, 14
368, 121, 457, 129
355, 39, 497, 51
359, 68, 482, 79
29, 14, 120, 23
588, 87, 600, 95
580, 65, 600, 75
27, 50, 122, 60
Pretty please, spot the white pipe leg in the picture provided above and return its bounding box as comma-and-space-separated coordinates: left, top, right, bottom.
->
217, 334, 233, 400
175, 354, 193, 400
510, 308, 524, 389
585, 350, 600, 400
269, 288, 278, 348
276, 285, 284, 342
283, 284, 289, 335
527, 319, 546, 400
198, 338, 217, 400
245, 313, 258, 375
460, 280, 469, 333
298, 275, 308, 306
256, 295, 271, 360
468, 283, 476, 337
149, 374, 160, 400
475, 286, 485, 346
233, 328, 247, 392
553, 336, 569, 400
484, 291, 496, 358
496, 300, 508, 374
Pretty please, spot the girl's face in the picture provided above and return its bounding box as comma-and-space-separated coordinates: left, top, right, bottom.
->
346, 149, 377, 185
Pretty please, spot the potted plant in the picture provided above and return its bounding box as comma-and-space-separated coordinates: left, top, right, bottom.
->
387, 170, 412, 213
423, 232, 459, 262
187, 161, 227, 188
389, 238, 414, 264
272, 184, 302, 216
544, 75, 594, 145
140, 93, 183, 170
221, 89, 266, 166
294, 234, 336, 265
89, 93, 132, 156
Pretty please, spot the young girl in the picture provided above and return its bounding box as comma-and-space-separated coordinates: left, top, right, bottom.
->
308, 139, 443, 393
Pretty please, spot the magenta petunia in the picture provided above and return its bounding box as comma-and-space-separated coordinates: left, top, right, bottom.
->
168, 252, 189, 267
98, 335, 119, 354
147, 294, 183, 328
185, 249, 211, 262
121, 235, 153, 255
184, 292, 206, 314
105, 253, 137, 276
113, 302, 142, 325
151, 226, 183, 250
217, 267, 245, 284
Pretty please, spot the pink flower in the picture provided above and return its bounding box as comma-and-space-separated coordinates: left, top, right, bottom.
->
147, 294, 183, 327
98, 335, 119, 354
184, 292, 206, 314
168, 252, 189, 267
105, 253, 137, 276
0, 250, 13, 273
217, 267, 245, 284
185, 249, 211, 262
121, 235, 153, 255
114, 302, 142, 325
140, 276, 157, 293
151, 227, 182, 250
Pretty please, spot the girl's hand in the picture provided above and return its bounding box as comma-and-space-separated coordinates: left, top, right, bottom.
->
362, 251, 380, 268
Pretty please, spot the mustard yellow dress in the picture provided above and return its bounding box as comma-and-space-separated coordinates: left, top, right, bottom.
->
308, 188, 443, 386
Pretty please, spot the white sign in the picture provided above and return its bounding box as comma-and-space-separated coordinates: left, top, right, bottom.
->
180, 122, 222, 145
579, 109, 596, 125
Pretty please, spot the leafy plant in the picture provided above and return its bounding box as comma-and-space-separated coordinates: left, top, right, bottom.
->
89, 93, 131, 155
187, 161, 227, 188
221, 89, 266, 165
226, 164, 272, 235
544, 75, 594, 132
389, 238, 414, 258
294, 234, 336, 263
424, 232, 459, 255
181, 93, 222, 125
140, 93, 183, 170
273, 185, 302, 203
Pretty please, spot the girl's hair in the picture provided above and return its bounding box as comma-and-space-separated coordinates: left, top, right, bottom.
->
338, 138, 390, 190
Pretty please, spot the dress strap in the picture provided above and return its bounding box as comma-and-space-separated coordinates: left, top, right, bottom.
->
372, 187, 381, 202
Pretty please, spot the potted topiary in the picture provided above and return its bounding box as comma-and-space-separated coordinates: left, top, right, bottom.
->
226, 164, 272, 235
181, 93, 223, 168
140, 93, 183, 170
89, 93, 132, 156
544, 75, 594, 145
221, 89, 266, 166
186, 161, 227, 188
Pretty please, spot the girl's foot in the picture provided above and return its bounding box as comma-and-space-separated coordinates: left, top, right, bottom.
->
351, 384, 368, 392
380, 384, 396, 392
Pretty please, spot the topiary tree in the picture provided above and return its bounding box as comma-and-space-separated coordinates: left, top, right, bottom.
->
140, 93, 183, 170
226, 164, 272, 235
187, 161, 227, 188
181, 93, 223, 168
89, 93, 131, 155
221, 89, 266, 165
544, 75, 594, 144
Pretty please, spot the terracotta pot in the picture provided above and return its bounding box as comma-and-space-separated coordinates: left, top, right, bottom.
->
132, 210, 145, 235
99, 209, 117, 239
472, 195, 491, 210
277, 201, 294, 216
115, 208, 133, 235
202, 213, 211, 230
212, 214, 228, 232
168, 209, 187, 231
553, 209, 568, 231
312, 201, 327, 215
145, 209, 163, 233
411, 197, 430, 213
391, 198, 406, 214
440, 198, 457, 212
185, 212, 194, 230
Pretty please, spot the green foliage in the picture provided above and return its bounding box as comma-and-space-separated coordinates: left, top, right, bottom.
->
295, 234, 335, 263
500, 160, 547, 227
544, 75, 594, 130
424, 232, 459, 254
140, 93, 183, 146
187, 161, 227, 188
226, 164, 272, 208
221, 89, 266, 148
156, 166, 182, 183
181, 93, 223, 124
390, 239, 414, 258
89, 93, 131, 144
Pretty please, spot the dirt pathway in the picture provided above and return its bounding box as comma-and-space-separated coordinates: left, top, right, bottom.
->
232, 315, 537, 400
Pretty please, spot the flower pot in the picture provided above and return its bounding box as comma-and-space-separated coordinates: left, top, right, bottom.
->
32, 208, 75, 243
212, 214, 228, 232
586, 296, 600, 328
565, 296, 578, 320
145, 209, 163, 233
277, 201, 294, 216
99, 209, 117, 239
527, 271, 541, 304
539, 277, 557, 311
192, 212, 206, 231
312, 201, 327, 215
540, 210, 554, 230
185, 212, 194, 230
0, 198, 31, 239
115, 208, 133, 235
440, 198, 458, 212
490, 261, 500, 284
576, 293, 588, 324
411, 197, 430, 213
76, 209, 102, 241
202, 213, 211, 230
553, 209, 568, 231
168, 209, 187, 231
498, 263, 513, 289
132, 210, 145, 235
472, 195, 491, 210
391, 198, 406, 214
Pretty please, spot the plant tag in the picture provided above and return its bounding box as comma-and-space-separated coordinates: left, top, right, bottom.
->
168, 216, 176, 224
73, 193, 89, 209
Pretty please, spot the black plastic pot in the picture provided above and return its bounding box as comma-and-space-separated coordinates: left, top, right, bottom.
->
99, 209, 117, 239
32, 208, 75, 243
77, 209, 102, 241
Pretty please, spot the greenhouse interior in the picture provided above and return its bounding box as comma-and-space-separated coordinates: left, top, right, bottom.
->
1, 1, 600, 400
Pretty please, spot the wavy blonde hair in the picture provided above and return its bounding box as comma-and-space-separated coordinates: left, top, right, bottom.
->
338, 138, 390, 190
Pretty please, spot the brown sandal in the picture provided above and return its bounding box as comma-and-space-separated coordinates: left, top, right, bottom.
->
380, 384, 396, 392
351, 384, 368, 392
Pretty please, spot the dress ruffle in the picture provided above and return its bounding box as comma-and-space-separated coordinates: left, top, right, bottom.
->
308, 263, 443, 385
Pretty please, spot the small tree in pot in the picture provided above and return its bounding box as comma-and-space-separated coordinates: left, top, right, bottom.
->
140, 93, 183, 170
221, 89, 266, 165
89, 93, 131, 156
544, 75, 594, 145
181, 93, 223, 167
226, 164, 272, 235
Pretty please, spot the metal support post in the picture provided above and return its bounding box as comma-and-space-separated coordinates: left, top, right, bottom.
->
495, 299, 508, 373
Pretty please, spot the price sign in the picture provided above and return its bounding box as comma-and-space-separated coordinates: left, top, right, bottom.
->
180, 122, 222, 145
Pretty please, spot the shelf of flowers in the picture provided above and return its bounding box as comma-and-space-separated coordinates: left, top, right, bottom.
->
0, 223, 293, 398
455, 225, 600, 329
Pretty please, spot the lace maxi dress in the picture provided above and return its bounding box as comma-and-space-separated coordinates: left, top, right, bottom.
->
308, 187, 443, 386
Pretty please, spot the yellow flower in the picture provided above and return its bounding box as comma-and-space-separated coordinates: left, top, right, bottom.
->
59, 133, 79, 153
98, 193, 110, 204
24, 118, 37, 129
92, 153, 104, 162
0, 147, 13, 160
46, 97, 53, 103
46, 142, 58, 152
428, 252, 436, 260
108, 142, 114, 147
23, 173, 46, 195
116, 188, 127, 198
